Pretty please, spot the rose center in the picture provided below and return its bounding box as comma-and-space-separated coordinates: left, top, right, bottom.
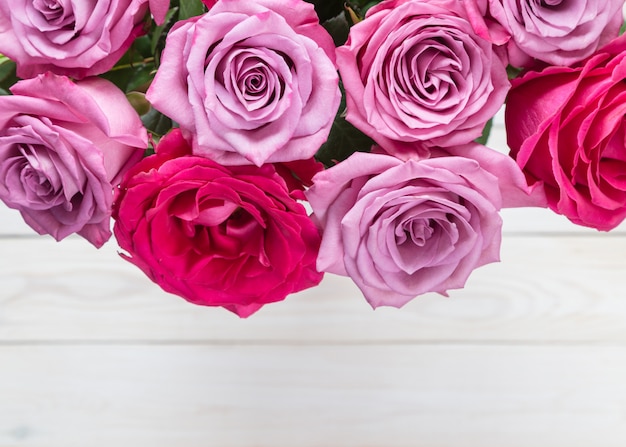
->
21, 143, 64, 198
214, 47, 294, 117
31, 0, 77, 36
33, 0, 65, 22
22, 164, 52, 195
242, 71, 267, 96
390, 31, 463, 111
537, 0, 562, 7
398, 218, 434, 247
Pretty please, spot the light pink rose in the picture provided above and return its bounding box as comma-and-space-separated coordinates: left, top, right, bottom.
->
306, 145, 543, 308
146, 0, 341, 166
336, 0, 509, 158
506, 35, 626, 231
469, 0, 624, 67
0, 0, 170, 79
0, 73, 147, 247
113, 129, 323, 318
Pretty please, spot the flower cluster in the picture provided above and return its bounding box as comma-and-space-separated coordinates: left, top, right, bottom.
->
0, 0, 624, 317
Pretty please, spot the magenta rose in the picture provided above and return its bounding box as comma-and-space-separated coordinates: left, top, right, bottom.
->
305, 145, 541, 308
470, 0, 624, 67
0, 0, 170, 79
506, 35, 626, 231
0, 73, 147, 247
146, 0, 341, 166
336, 0, 509, 158
112, 129, 323, 318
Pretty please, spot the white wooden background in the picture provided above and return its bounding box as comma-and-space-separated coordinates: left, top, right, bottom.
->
2, 116, 626, 447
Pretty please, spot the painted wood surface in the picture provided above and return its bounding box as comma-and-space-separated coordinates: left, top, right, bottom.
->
2, 122, 626, 446
1, 235, 626, 343
2, 345, 626, 447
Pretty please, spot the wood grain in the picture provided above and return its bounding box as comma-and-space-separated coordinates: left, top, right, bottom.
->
2, 120, 626, 446
1, 234, 626, 343
1, 345, 626, 447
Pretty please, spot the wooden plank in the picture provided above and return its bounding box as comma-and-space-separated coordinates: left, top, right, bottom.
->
0, 205, 34, 236
2, 235, 626, 343
0, 344, 625, 447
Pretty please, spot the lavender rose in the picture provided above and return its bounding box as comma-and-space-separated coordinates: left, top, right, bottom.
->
469, 0, 625, 67
305, 145, 543, 308
0, 0, 170, 79
146, 0, 341, 166
336, 0, 509, 158
0, 73, 147, 247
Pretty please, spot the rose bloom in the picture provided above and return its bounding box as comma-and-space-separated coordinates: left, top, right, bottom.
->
0, 73, 147, 247
336, 0, 509, 157
146, 0, 341, 166
506, 35, 626, 231
112, 129, 323, 318
305, 145, 542, 308
468, 0, 625, 67
0, 0, 170, 79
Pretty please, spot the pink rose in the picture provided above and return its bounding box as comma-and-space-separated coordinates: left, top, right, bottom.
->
471, 0, 624, 67
305, 145, 541, 308
146, 0, 341, 166
506, 35, 626, 231
0, 0, 170, 79
336, 0, 509, 158
112, 129, 323, 318
0, 73, 147, 247
149, 0, 171, 24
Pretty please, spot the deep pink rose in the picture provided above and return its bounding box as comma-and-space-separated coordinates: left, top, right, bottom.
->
468, 0, 624, 67
506, 35, 626, 231
273, 157, 325, 201
0, 73, 147, 247
336, 0, 509, 158
305, 145, 542, 308
146, 0, 341, 166
0, 0, 170, 79
112, 129, 323, 318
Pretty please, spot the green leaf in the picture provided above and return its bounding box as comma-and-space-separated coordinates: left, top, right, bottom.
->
0, 55, 14, 79
475, 118, 493, 146
360, 1, 382, 15
316, 114, 375, 167
151, 7, 178, 54
178, 0, 206, 20
306, 0, 344, 23
322, 13, 351, 47
345, 0, 382, 20
100, 37, 157, 92
316, 82, 375, 167
100, 61, 155, 93
132, 35, 153, 59
506, 64, 522, 79
127, 65, 156, 92
0, 58, 17, 94
126, 92, 152, 116
142, 108, 173, 137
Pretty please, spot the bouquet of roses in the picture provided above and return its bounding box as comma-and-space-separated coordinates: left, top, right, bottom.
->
0, 0, 624, 317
